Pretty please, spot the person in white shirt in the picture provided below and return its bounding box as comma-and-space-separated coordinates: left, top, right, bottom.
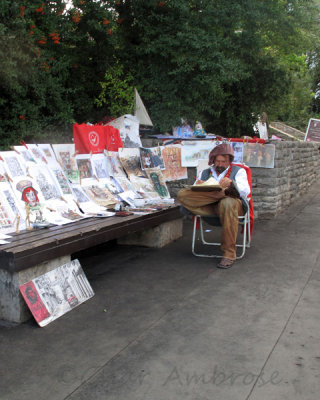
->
178, 143, 250, 269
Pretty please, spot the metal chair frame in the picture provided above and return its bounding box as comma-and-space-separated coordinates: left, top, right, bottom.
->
191, 198, 251, 259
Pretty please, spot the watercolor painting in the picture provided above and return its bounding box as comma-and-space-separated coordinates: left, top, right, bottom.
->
161, 145, 188, 181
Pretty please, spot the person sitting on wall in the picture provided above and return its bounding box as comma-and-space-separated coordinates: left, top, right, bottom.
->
177, 143, 250, 269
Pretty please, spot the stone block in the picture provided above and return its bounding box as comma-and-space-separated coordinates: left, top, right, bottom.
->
0, 255, 70, 324
118, 218, 183, 248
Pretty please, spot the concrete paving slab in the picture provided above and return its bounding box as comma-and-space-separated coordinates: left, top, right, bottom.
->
0, 181, 319, 400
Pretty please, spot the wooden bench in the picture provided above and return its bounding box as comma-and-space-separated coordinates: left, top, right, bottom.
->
0, 206, 183, 323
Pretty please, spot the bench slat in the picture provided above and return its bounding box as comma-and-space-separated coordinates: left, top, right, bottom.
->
0, 207, 181, 273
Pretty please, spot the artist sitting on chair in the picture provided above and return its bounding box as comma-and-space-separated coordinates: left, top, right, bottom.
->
177, 143, 250, 269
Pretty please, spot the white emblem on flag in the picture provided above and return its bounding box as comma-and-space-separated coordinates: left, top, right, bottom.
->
89, 131, 99, 147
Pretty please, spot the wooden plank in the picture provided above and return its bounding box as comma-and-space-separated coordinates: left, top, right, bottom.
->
0, 207, 182, 273
4, 209, 175, 252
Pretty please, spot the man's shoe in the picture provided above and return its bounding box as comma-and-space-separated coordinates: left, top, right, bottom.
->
217, 258, 234, 269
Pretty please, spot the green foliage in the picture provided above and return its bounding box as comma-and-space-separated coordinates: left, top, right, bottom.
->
0, 0, 319, 147
95, 62, 134, 118
114, 0, 320, 136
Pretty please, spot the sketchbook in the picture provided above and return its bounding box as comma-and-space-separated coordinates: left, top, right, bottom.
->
189, 177, 222, 192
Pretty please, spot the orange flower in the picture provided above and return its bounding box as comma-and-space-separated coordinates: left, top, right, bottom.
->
72, 13, 81, 23
37, 38, 47, 45
103, 19, 110, 25
35, 3, 45, 14
49, 31, 60, 43
108, 28, 113, 35
30, 31, 34, 35
19, 115, 26, 120
20, 6, 26, 17
80, 0, 85, 4
42, 62, 50, 72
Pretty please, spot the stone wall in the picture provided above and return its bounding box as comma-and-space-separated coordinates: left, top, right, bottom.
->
164, 141, 320, 219
251, 141, 320, 219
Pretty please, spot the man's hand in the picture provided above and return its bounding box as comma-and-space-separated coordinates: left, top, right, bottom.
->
195, 179, 204, 185
219, 177, 232, 189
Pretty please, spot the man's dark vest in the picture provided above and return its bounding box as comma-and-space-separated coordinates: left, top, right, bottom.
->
200, 165, 248, 212
200, 165, 242, 182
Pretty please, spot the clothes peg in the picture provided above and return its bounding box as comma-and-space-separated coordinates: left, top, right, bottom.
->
20, 140, 28, 149
4, 173, 13, 183
10, 146, 20, 154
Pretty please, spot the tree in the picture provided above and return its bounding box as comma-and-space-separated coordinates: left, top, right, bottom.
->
0, 0, 122, 148
1, 0, 319, 147
114, 0, 320, 136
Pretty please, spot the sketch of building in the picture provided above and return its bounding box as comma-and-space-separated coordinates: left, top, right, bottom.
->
5, 156, 24, 177
36, 172, 60, 200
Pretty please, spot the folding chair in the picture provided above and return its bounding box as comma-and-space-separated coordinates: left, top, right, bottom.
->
191, 198, 251, 259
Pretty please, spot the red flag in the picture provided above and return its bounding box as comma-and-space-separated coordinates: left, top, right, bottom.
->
105, 125, 123, 151
73, 124, 107, 154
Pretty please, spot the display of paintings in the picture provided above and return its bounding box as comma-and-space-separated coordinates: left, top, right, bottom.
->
116, 176, 139, 193
118, 190, 138, 207
242, 143, 275, 168
0, 182, 26, 232
0, 162, 8, 182
75, 154, 94, 181
197, 159, 210, 179
118, 148, 145, 177
107, 114, 142, 148
0, 151, 26, 179
161, 145, 188, 181
0, 232, 11, 245
106, 151, 127, 178
44, 201, 86, 226
71, 184, 107, 214
20, 259, 94, 327
145, 167, 171, 199
129, 176, 160, 197
180, 141, 218, 167
231, 142, 244, 163
140, 147, 165, 170
71, 184, 92, 204
37, 144, 59, 166
52, 144, 80, 183
50, 166, 73, 196
104, 177, 124, 194
11, 176, 49, 227
27, 144, 48, 164
13, 146, 36, 164
91, 153, 110, 181
27, 165, 62, 204
0, 185, 21, 234
82, 184, 118, 207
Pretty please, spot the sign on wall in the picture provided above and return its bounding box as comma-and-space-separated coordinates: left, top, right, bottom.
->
305, 118, 320, 142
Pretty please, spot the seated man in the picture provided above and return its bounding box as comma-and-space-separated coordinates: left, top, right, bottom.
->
177, 143, 250, 269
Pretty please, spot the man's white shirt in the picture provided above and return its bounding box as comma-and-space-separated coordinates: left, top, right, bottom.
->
197, 165, 250, 199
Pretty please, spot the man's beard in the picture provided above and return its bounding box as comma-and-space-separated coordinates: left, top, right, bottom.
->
215, 166, 226, 174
